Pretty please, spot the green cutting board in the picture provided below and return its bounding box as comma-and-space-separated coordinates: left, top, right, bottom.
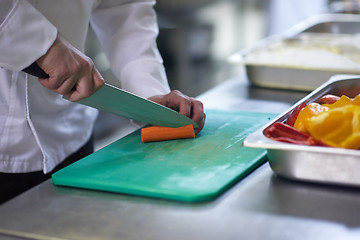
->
52, 110, 276, 202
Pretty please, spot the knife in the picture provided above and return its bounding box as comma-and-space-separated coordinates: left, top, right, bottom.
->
77, 83, 198, 128
23, 63, 198, 128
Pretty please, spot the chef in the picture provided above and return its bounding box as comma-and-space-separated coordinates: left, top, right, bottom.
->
0, 0, 205, 204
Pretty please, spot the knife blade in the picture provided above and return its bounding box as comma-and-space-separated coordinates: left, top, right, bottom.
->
77, 83, 199, 128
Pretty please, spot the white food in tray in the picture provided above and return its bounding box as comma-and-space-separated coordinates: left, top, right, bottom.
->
243, 33, 360, 71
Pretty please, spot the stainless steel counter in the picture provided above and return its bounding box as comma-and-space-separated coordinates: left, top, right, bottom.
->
1, 76, 360, 240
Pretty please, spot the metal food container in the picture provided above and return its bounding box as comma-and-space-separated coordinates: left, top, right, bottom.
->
243, 74, 360, 187
229, 14, 360, 91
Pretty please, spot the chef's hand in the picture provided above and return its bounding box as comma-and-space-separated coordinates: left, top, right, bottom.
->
36, 34, 104, 102
148, 90, 206, 133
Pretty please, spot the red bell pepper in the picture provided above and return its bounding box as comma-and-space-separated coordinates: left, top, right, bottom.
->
286, 103, 307, 127
264, 122, 328, 146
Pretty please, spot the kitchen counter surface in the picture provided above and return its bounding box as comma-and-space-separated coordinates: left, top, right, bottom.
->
1, 75, 360, 240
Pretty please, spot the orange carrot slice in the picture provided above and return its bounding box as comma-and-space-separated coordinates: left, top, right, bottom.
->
141, 124, 195, 143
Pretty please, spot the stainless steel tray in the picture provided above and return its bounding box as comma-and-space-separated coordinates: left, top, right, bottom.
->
243, 74, 360, 187
229, 14, 360, 91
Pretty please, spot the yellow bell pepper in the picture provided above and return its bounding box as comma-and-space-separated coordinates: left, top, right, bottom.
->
307, 105, 360, 149
322, 95, 353, 109
292, 95, 360, 149
293, 103, 329, 133
352, 95, 360, 106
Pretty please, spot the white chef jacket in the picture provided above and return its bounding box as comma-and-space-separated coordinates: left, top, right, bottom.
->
0, 0, 170, 173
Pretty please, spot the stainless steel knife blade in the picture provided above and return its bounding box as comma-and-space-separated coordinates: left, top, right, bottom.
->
76, 83, 198, 128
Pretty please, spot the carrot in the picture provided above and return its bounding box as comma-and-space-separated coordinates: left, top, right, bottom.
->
141, 124, 195, 143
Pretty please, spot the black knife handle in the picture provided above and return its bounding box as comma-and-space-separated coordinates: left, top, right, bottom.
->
22, 62, 50, 79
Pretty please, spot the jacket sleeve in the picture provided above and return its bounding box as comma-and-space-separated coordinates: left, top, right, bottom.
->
0, 0, 57, 71
90, 0, 170, 98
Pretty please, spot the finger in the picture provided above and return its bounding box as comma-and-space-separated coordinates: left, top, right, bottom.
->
55, 75, 79, 96
38, 73, 67, 90
178, 98, 192, 118
66, 66, 104, 102
37, 59, 78, 94
190, 98, 205, 133
169, 90, 192, 117
65, 75, 93, 102
194, 113, 206, 134
92, 67, 105, 91
190, 98, 204, 123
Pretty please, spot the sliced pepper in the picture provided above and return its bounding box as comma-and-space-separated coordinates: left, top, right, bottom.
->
307, 105, 360, 149
317, 94, 340, 105
322, 95, 352, 109
352, 95, 360, 106
293, 103, 329, 133
264, 122, 321, 146
268, 94, 360, 149
286, 102, 307, 127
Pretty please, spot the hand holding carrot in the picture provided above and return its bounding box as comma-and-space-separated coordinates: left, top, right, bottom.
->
148, 90, 206, 134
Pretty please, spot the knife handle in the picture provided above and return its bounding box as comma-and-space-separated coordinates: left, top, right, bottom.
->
22, 62, 50, 79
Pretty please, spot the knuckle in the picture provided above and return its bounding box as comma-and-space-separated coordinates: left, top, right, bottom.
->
96, 79, 105, 89
73, 57, 93, 74
184, 96, 192, 104
82, 56, 94, 69
170, 90, 182, 97
194, 99, 204, 108
87, 56, 94, 66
